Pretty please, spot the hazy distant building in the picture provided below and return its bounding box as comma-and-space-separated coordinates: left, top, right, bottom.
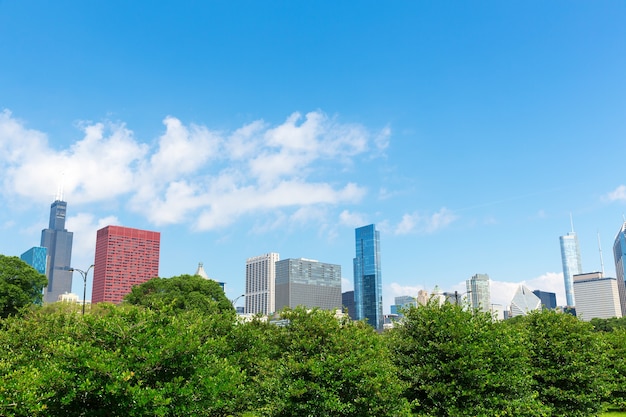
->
92, 225, 160, 304
353, 224, 383, 330
466, 273, 491, 312
416, 289, 430, 306
532, 289, 557, 310
560, 231, 582, 307
342, 291, 356, 319
275, 258, 341, 311
194, 262, 225, 291
245, 253, 279, 315
20, 246, 47, 275
390, 295, 417, 316
40, 199, 74, 303
510, 285, 542, 317
613, 221, 626, 316
573, 272, 622, 321
491, 304, 505, 321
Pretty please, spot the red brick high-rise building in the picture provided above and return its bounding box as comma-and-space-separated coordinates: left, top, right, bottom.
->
92, 225, 160, 304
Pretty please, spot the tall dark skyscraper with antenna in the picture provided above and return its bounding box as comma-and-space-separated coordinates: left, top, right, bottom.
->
40, 197, 74, 303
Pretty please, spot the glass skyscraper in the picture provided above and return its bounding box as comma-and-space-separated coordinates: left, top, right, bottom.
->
353, 224, 383, 330
560, 232, 582, 307
466, 273, 491, 312
612, 222, 626, 316
40, 199, 74, 303
20, 246, 48, 275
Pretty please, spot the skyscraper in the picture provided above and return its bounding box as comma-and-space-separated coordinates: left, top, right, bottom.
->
20, 246, 47, 275
510, 285, 541, 317
560, 231, 582, 307
92, 226, 160, 304
613, 221, 626, 316
245, 253, 279, 315
40, 199, 74, 303
532, 289, 557, 310
573, 272, 622, 321
342, 291, 356, 319
466, 273, 491, 312
353, 224, 383, 330
275, 258, 341, 311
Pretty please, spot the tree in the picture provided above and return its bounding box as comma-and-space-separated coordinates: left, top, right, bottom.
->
388, 300, 547, 416
0, 255, 47, 318
253, 307, 411, 417
124, 274, 234, 315
508, 310, 610, 417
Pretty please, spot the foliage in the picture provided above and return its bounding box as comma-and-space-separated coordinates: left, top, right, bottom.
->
388, 300, 548, 417
0, 254, 47, 318
601, 329, 626, 410
590, 316, 626, 333
255, 307, 411, 417
508, 310, 611, 417
124, 274, 234, 315
0, 305, 243, 416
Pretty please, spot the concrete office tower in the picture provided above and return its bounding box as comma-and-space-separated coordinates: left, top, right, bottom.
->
275, 258, 341, 311
510, 285, 542, 317
466, 273, 491, 312
20, 246, 47, 275
573, 272, 622, 321
40, 199, 74, 303
245, 253, 279, 315
613, 222, 626, 316
532, 289, 557, 310
353, 224, 383, 330
92, 226, 160, 304
560, 231, 582, 307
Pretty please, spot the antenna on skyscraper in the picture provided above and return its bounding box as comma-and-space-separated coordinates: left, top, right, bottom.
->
55, 172, 65, 201
570, 212, 575, 233
597, 231, 605, 276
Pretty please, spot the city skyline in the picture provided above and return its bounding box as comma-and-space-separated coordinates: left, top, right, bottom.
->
1, 2, 625, 313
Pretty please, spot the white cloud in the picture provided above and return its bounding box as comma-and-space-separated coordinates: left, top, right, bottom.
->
606, 185, 626, 202
1, 109, 382, 231
339, 210, 368, 228
394, 207, 457, 235
66, 213, 120, 262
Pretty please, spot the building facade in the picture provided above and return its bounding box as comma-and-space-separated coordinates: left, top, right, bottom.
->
92, 226, 160, 304
560, 232, 583, 307
510, 285, 542, 317
20, 246, 47, 275
245, 253, 279, 315
342, 291, 356, 319
613, 221, 626, 316
275, 258, 341, 311
390, 295, 417, 316
40, 199, 74, 303
573, 272, 622, 321
353, 224, 383, 330
532, 289, 557, 310
466, 273, 491, 312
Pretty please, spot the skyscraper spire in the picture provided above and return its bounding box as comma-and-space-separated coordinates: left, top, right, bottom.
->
55, 172, 65, 201
570, 212, 575, 233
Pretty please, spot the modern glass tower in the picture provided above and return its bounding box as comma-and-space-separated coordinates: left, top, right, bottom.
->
353, 224, 383, 330
560, 232, 582, 307
40, 199, 73, 303
20, 246, 48, 275
612, 222, 626, 316
466, 273, 491, 312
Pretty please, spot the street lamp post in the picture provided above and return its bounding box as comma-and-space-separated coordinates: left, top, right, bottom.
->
69, 265, 94, 315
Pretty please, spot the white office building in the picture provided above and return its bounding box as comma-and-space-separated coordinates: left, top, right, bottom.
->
245, 253, 279, 315
573, 272, 622, 321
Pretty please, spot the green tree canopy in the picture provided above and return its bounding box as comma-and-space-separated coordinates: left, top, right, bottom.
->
124, 274, 234, 315
507, 310, 611, 417
388, 300, 548, 417
0, 255, 47, 318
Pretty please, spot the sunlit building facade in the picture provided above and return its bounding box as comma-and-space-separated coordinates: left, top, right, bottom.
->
275, 258, 341, 311
573, 272, 622, 321
20, 246, 47, 276
613, 222, 626, 316
245, 253, 279, 315
560, 232, 582, 307
353, 224, 383, 330
466, 273, 491, 312
92, 226, 160, 304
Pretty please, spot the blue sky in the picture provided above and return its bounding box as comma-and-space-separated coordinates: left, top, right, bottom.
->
1, 1, 625, 311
